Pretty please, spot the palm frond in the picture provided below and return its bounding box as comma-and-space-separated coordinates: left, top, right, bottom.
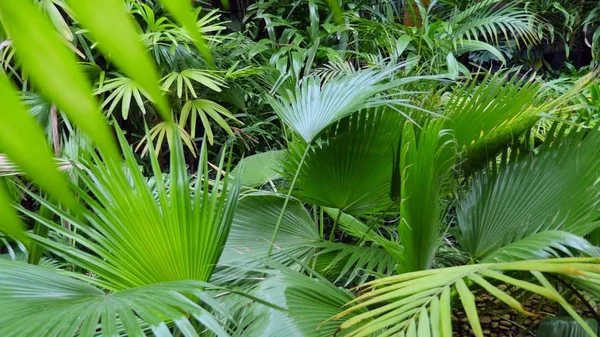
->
0, 260, 232, 337
457, 123, 600, 259
443, 71, 542, 170
179, 99, 239, 144
220, 194, 320, 269
482, 230, 600, 263
333, 258, 600, 337
230, 150, 285, 188
94, 74, 152, 119
449, 0, 538, 48
269, 66, 412, 143
21, 126, 240, 290
161, 69, 225, 98
398, 119, 455, 272
228, 268, 363, 337
283, 108, 404, 215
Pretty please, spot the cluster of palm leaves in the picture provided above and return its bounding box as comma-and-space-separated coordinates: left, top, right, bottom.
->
1, 1, 600, 337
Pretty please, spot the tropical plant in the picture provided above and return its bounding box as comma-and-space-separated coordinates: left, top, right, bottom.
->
2, 0, 600, 337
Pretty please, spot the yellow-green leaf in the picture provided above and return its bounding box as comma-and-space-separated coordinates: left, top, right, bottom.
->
455, 279, 483, 337
0, 180, 26, 242
0, 0, 118, 160
65, 0, 171, 121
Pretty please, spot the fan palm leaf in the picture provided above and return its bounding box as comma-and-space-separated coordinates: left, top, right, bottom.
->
0, 260, 232, 337
229, 150, 285, 188
482, 230, 600, 263
457, 123, 600, 259
282, 108, 404, 215
220, 194, 320, 269
19, 127, 239, 290
443, 71, 542, 170
268, 65, 421, 143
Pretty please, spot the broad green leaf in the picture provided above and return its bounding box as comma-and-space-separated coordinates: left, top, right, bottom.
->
0, 181, 24, 242
230, 151, 285, 187
65, 0, 171, 121
457, 125, 600, 259
0, 0, 117, 159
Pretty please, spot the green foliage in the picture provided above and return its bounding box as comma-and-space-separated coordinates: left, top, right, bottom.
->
1, 0, 600, 336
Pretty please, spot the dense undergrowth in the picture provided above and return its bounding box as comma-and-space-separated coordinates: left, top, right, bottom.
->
1, 1, 600, 336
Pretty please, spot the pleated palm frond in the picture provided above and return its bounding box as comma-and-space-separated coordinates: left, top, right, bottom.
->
94, 73, 153, 120
220, 194, 320, 269
268, 65, 419, 143
19, 127, 240, 290
0, 260, 233, 337
445, 71, 595, 173
282, 108, 404, 215
482, 230, 600, 263
229, 150, 285, 188
457, 122, 600, 260
332, 258, 600, 337
398, 119, 456, 272
236, 268, 365, 337
443, 71, 542, 170
220, 194, 398, 286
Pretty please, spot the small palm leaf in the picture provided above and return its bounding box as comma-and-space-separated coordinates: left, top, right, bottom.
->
180, 99, 239, 145
95, 74, 151, 119
136, 121, 195, 156
0, 260, 232, 337
333, 258, 600, 337
283, 108, 404, 215
161, 69, 225, 98
457, 123, 600, 259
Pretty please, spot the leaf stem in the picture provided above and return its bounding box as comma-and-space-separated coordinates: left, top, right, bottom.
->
266, 144, 311, 259
329, 211, 342, 242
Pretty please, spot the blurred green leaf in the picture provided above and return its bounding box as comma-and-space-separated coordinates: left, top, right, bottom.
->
65, 0, 171, 121
0, 71, 76, 212
0, 0, 118, 159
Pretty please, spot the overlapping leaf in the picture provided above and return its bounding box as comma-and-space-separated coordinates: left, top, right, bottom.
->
333, 258, 600, 337
283, 108, 404, 215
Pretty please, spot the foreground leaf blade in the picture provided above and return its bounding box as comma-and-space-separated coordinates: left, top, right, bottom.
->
65, 0, 171, 121
0, 0, 117, 158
